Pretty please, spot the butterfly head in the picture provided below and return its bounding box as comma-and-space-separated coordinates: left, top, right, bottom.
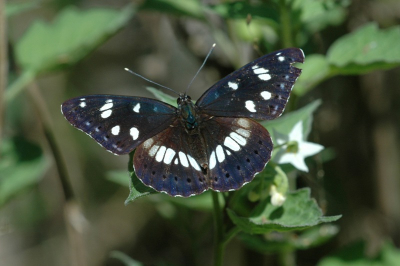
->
177, 93, 198, 130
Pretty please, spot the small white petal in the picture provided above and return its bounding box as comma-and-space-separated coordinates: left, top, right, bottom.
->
271, 192, 286, 206
289, 121, 304, 142
298, 142, 324, 157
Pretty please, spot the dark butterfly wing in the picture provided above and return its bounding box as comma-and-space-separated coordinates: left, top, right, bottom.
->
133, 116, 272, 197
201, 117, 272, 192
196, 48, 304, 120
61, 95, 177, 155
133, 119, 208, 197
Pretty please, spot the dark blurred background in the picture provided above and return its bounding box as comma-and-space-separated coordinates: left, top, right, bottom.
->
1, 0, 400, 265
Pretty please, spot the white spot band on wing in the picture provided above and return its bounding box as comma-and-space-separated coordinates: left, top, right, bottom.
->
133, 103, 141, 113
130, 127, 139, 140
179, 152, 189, 167
245, 100, 256, 112
111, 125, 120, 135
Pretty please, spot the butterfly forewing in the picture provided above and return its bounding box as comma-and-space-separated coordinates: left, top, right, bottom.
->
196, 48, 304, 120
62, 95, 177, 155
62, 48, 305, 197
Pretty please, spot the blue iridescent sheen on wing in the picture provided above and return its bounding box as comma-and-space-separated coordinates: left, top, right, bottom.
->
196, 48, 304, 120
61, 48, 305, 197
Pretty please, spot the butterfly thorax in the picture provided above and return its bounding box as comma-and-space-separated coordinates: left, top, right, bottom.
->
177, 94, 199, 131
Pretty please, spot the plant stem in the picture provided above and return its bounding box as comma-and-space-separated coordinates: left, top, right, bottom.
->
279, 0, 294, 48
212, 192, 224, 266
0, 0, 7, 149
5, 70, 36, 101
28, 82, 73, 201
278, 248, 296, 266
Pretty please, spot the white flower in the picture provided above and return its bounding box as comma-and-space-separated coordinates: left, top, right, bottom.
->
269, 185, 286, 207
274, 121, 324, 172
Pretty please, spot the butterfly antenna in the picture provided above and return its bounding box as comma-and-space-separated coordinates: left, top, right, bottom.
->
185, 43, 216, 95
124, 68, 180, 96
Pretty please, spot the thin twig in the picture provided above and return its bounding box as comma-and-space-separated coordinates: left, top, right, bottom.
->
28, 82, 73, 200
212, 192, 224, 266
0, 0, 7, 149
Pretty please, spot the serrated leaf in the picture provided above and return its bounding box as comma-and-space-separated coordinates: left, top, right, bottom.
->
294, 54, 330, 96
228, 188, 341, 234
327, 23, 400, 75
139, 0, 205, 19
125, 152, 156, 205
318, 240, 400, 266
16, 5, 135, 73
293, 0, 348, 34
261, 99, 322, 142
0, 137, 49, 207
239, 224, 339, 253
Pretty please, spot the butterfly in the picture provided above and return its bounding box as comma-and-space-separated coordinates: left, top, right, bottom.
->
61, 48, 304, 197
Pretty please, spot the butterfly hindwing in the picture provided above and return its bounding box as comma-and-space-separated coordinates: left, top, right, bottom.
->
133, 119, 208, 197
62, 48, 304, 197
61, 95, 177, 155
132, 116, 273, 197
201, 117, 273, 192
196, 48, 304, 120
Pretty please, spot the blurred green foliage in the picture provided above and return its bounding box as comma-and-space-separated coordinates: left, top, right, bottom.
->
3, 0, 400, 265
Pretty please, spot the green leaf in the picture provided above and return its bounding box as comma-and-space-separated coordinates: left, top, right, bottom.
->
125, 152, 157, 205
261, 100, 322, 142
294, 54, 330, 96
327, 23, 400, 75
139, 0, 205, 19
106, 170, 130, 187
318, 240, 400, 266
110, 251, 144, 266
0, 137, 49, 207
239, 223, 339, 253
165, 191, 223, 211
207, 2, 278, 22
228, 188, 341, 234
146, 87, 177, 107
293, 0, 348, 34
16, 5, 135, 73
